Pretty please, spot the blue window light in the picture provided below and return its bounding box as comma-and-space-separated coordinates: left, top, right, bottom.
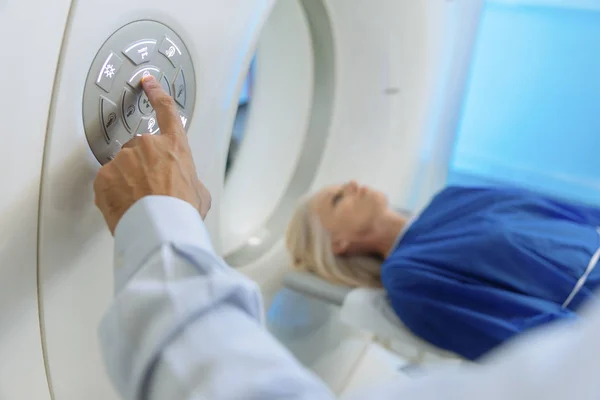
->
449, 1, 600, 206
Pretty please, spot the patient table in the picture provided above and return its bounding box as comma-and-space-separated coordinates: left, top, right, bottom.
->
283, 272, 462, 364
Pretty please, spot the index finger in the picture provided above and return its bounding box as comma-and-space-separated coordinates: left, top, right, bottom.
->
141, 75, 184, 136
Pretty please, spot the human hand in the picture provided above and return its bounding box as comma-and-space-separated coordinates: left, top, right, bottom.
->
94, 75, 211, 235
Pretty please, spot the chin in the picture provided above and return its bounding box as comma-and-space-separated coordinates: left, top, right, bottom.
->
365, 195, 388, 216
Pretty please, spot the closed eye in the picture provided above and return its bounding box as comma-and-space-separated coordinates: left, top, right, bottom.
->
332, 191, 343, 206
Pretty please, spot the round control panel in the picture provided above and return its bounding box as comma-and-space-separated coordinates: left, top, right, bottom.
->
83, 20, 196, 164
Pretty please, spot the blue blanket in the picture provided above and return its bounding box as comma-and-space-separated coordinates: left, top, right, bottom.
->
381, 186, 600, 360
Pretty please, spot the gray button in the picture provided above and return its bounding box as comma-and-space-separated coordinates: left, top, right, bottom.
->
173, 68, 186, 108
127, 66, 161, 90
123, 39, 157, 65
158, 36, 183, 67
178, 110, 189, 130
138, 93, 153, 115
160, 74, 171, 95
100, 96, 119, 142
96, 52, 124, 92
121, 88, 141, 132
135, 115, 160, 136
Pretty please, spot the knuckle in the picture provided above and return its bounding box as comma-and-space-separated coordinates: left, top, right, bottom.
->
125, 135, 154, 155
164, 134, 185, 153
95, 166, 110, 183
136, 134, 153, 147
118, 147, 136, 161
121, 136, 139, 149
172, 137, 187, 152
93, 167, 111, 194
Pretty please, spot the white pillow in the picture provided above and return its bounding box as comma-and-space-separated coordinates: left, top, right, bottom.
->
340, 288, 459, 359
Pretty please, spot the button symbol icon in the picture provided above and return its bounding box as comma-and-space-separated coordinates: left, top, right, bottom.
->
142, 70, 151, 78
142, 98, 151, 110
137, 47, 149, 60
123, 39, 157, 65
106, 112, 117, 129
166, 46, 176, 58
103, 64, 116, 78
177, 84, 184, 98
96, 53, 123, 92
180, 115, 188, 128
126, 105, 136, 117
148, 118, 156, 132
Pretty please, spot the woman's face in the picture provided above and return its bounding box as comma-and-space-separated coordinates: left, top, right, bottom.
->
311, 181, 389, 253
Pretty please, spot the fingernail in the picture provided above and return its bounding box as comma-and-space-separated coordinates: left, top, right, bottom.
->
142, 75, 156, 85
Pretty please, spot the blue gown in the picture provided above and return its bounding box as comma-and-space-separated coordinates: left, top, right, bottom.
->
381, 185, 600, 361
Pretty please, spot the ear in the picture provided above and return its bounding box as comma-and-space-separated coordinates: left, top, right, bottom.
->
332, 239, 350, 255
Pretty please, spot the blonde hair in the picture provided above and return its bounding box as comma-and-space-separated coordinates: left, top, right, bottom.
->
285, 197, 383, 288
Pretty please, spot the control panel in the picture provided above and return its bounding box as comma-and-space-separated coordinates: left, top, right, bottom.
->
83, 21, 196, 164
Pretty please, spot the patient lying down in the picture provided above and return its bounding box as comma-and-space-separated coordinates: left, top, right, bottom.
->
286, 182, 600, 360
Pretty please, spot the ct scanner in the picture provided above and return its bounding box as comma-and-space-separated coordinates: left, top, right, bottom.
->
0, 0, 483, 398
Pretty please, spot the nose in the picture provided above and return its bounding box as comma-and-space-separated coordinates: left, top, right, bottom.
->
347, 181, 358, 191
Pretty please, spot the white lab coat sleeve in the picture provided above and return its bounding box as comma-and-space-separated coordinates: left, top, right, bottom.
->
98, 195, 335, 400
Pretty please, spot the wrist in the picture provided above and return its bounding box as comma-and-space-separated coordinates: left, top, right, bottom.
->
113, 195, 214, 292
109, 204, 136, 236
